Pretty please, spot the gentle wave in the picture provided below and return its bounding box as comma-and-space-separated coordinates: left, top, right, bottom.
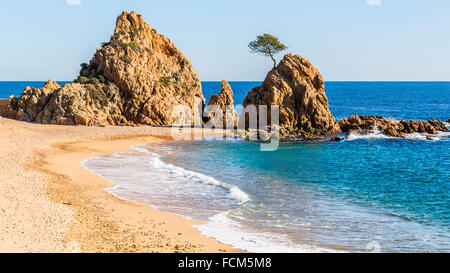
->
130, 145, 250, 204
81, 145, 334, 252
195, 211, 335, 253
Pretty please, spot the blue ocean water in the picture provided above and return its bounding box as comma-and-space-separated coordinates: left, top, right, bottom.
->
3, 81, 449, 252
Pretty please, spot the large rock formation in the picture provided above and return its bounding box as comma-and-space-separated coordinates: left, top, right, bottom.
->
339, 115, 449, 138
7, 11, 204, 126
242, 54, 340, 138
79, 11, 204, 126
205, 80, 238, 128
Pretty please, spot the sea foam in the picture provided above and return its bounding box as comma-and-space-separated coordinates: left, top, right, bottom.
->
131, 145, 250, 204
195, 211, 334, 253
81, 144, 251, 223
345, 124, 449, 142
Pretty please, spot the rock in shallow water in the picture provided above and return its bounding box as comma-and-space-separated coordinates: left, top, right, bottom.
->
330, 136, 343, 142
338, 115, 449, 138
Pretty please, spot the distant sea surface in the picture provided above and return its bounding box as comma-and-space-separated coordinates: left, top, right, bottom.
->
3, 81, 450, 252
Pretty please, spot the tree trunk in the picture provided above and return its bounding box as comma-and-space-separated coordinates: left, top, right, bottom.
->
270, 54, 277, 68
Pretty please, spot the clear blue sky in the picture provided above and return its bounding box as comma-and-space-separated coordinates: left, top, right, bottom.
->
1, 0, 449, 81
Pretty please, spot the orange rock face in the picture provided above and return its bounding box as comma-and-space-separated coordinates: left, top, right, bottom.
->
7, 81, 125, 126
242, 54, 341, 136
7, 11, 204, 127
80, 11, 204, 126
205, 80, 238, 128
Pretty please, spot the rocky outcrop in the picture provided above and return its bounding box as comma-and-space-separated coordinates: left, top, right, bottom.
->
205, 80, 238, 128
7, 11, 203, 127
7, 80, 127, 126
0, 99, 9, 117
8, 81, 61, 122
79, 11, 204, 126
242, 54, 340, 138
339, 115, 449, 138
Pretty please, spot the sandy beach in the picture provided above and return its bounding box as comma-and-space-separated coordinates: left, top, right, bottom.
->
0, 117, 236, 253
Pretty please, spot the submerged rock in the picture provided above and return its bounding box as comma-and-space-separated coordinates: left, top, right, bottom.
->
7, 11, 204, 126
205, 80, 238, 128
242, 54, 340, 140
330, 136, 343, 142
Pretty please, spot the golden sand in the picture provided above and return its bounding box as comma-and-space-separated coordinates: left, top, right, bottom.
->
0, 117, 236, 253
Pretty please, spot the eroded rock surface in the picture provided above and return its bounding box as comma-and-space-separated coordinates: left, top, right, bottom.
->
80, 11, 204, 126
339, 115, 449, 138
205, 80, 238, 128
7, 81, 126, 126
0, 99, 10, 117
242, 54, 341, 139
7, 11, 204, 126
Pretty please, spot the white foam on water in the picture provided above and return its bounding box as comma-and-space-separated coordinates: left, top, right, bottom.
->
404, 133, 432, 141
344, 125, 391, 141
81, 139, 450, 253
81, 144, 337, 253
130, 145, 250, 204
345, 124, 450, 142
195, 211, 335, 253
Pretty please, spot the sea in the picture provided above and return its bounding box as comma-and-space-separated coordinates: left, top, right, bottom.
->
1, 81, 449, 253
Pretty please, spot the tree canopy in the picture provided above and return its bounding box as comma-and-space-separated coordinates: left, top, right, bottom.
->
249, 34, 288, 68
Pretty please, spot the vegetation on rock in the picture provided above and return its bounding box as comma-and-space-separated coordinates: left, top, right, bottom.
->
249, 34, 288, 68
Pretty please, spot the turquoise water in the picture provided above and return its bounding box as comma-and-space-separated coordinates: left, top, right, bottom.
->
3, 81, 450, 252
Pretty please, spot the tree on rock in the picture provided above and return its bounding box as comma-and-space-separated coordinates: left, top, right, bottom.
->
249, 34, 288, 68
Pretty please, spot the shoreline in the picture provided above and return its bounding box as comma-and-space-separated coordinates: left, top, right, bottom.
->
0, 118, 237, 253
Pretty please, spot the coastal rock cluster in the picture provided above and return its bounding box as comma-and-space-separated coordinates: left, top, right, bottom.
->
205, 80, 238, 128
339, 115, 449, 138
2, 11, 448, 141
240, 54, 448, 141
242, 54, 341, 140
6, 11, 204, 126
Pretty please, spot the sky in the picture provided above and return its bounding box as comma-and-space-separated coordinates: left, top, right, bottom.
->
0, 0, 449, 81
